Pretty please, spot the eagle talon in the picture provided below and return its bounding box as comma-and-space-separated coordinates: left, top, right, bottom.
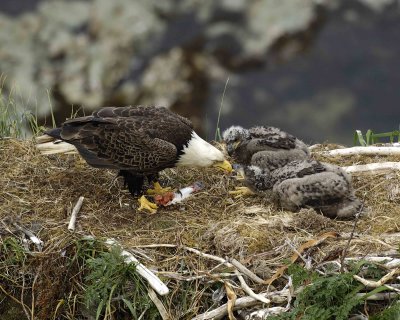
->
229, 186, 255, 198
146, 182, 172, 195
138, 195, 158, 214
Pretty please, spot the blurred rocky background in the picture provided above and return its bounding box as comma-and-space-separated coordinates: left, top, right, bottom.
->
0, 0, 399, 144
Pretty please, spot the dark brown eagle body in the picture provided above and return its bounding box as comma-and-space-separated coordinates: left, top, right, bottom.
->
46, 106, 195, 195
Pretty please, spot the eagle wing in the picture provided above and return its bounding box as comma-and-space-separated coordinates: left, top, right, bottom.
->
248, 126, 297, 150
53, 106, 191, 173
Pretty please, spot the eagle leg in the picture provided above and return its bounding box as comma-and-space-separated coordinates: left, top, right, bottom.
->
119, 170, 145, 196
138, 195, 158, 214
229, 186, 255, 198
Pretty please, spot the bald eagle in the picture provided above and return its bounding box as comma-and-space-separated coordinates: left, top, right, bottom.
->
237, 160, 362, 219
43, 106, 232, 212
222, 125, 310, 171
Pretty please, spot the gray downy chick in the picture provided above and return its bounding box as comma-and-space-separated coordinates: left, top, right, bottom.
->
243, 160, 362, 219
222, 125, 310, 171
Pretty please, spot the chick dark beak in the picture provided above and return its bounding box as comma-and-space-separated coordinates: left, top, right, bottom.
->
227, 141, 241, 155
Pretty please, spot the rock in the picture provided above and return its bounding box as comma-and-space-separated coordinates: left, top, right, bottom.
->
1, 0, 399, 144
137, 48, 192, 107
0, 0, 165, 116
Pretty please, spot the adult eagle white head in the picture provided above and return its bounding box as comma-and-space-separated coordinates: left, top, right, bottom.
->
43, 106, 232, 211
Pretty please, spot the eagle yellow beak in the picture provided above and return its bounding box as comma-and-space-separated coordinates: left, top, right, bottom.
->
213, 159, 233, 172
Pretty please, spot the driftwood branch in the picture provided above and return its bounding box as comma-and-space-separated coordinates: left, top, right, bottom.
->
182, 246, 233, 266
192, 289, 290, 320
237, 307, 286, 319
68, 196, 84, 232
234, 269, 270, 304
105, 239, 169, 296
354, 268, 400, 291
319, 146, 400, 157
357, 292, 400, 301
345, 256, 400, 269
158, 272, 236, 282
343, 162, 400, 174
229, 259, 267, 285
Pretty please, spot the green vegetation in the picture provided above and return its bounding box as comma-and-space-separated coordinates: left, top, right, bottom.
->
269, 262, 394, 320
84, 243, 158, 319
214, 77, 230, 141
354, 129, 400, 146
0, 237, 161, 319
0, 78, 51, 139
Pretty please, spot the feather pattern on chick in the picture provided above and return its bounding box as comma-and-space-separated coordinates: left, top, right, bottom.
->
243, 160, 362, 219
222, 125, 310, 170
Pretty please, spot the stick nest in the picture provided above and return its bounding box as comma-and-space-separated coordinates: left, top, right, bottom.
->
1, 139, 400, 319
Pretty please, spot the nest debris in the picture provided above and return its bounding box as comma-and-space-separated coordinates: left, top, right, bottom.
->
1, 139, 400, 319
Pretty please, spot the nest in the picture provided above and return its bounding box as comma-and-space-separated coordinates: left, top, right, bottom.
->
1, 139, 400, 319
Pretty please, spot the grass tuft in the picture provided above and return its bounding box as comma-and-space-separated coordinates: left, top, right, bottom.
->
214, 77, 230, 141
354, 128, 400, 146
0, 76, 51, 139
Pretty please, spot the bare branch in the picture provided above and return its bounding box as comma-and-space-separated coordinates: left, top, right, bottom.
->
319, 147, 400, 157
105, 239, 169, 296
148, 288, 171, 320
68, 196, 84, 232
192, 289, 290, 320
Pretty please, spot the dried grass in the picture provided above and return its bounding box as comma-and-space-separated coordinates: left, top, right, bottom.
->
1, 139, 400, 318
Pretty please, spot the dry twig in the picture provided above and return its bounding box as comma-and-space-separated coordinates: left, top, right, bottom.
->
147, 288, 171, 320
192, 289, 290, 320
234, 269, 270, 304
357, 292, 400, 301
340, 204, 364, 272
68, 196, 84, 231
354, 268, 400, 292
345, 256, 400, 269
229, 258, 267, 285
237, 307, 286, 319
225, 282, 237, 320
